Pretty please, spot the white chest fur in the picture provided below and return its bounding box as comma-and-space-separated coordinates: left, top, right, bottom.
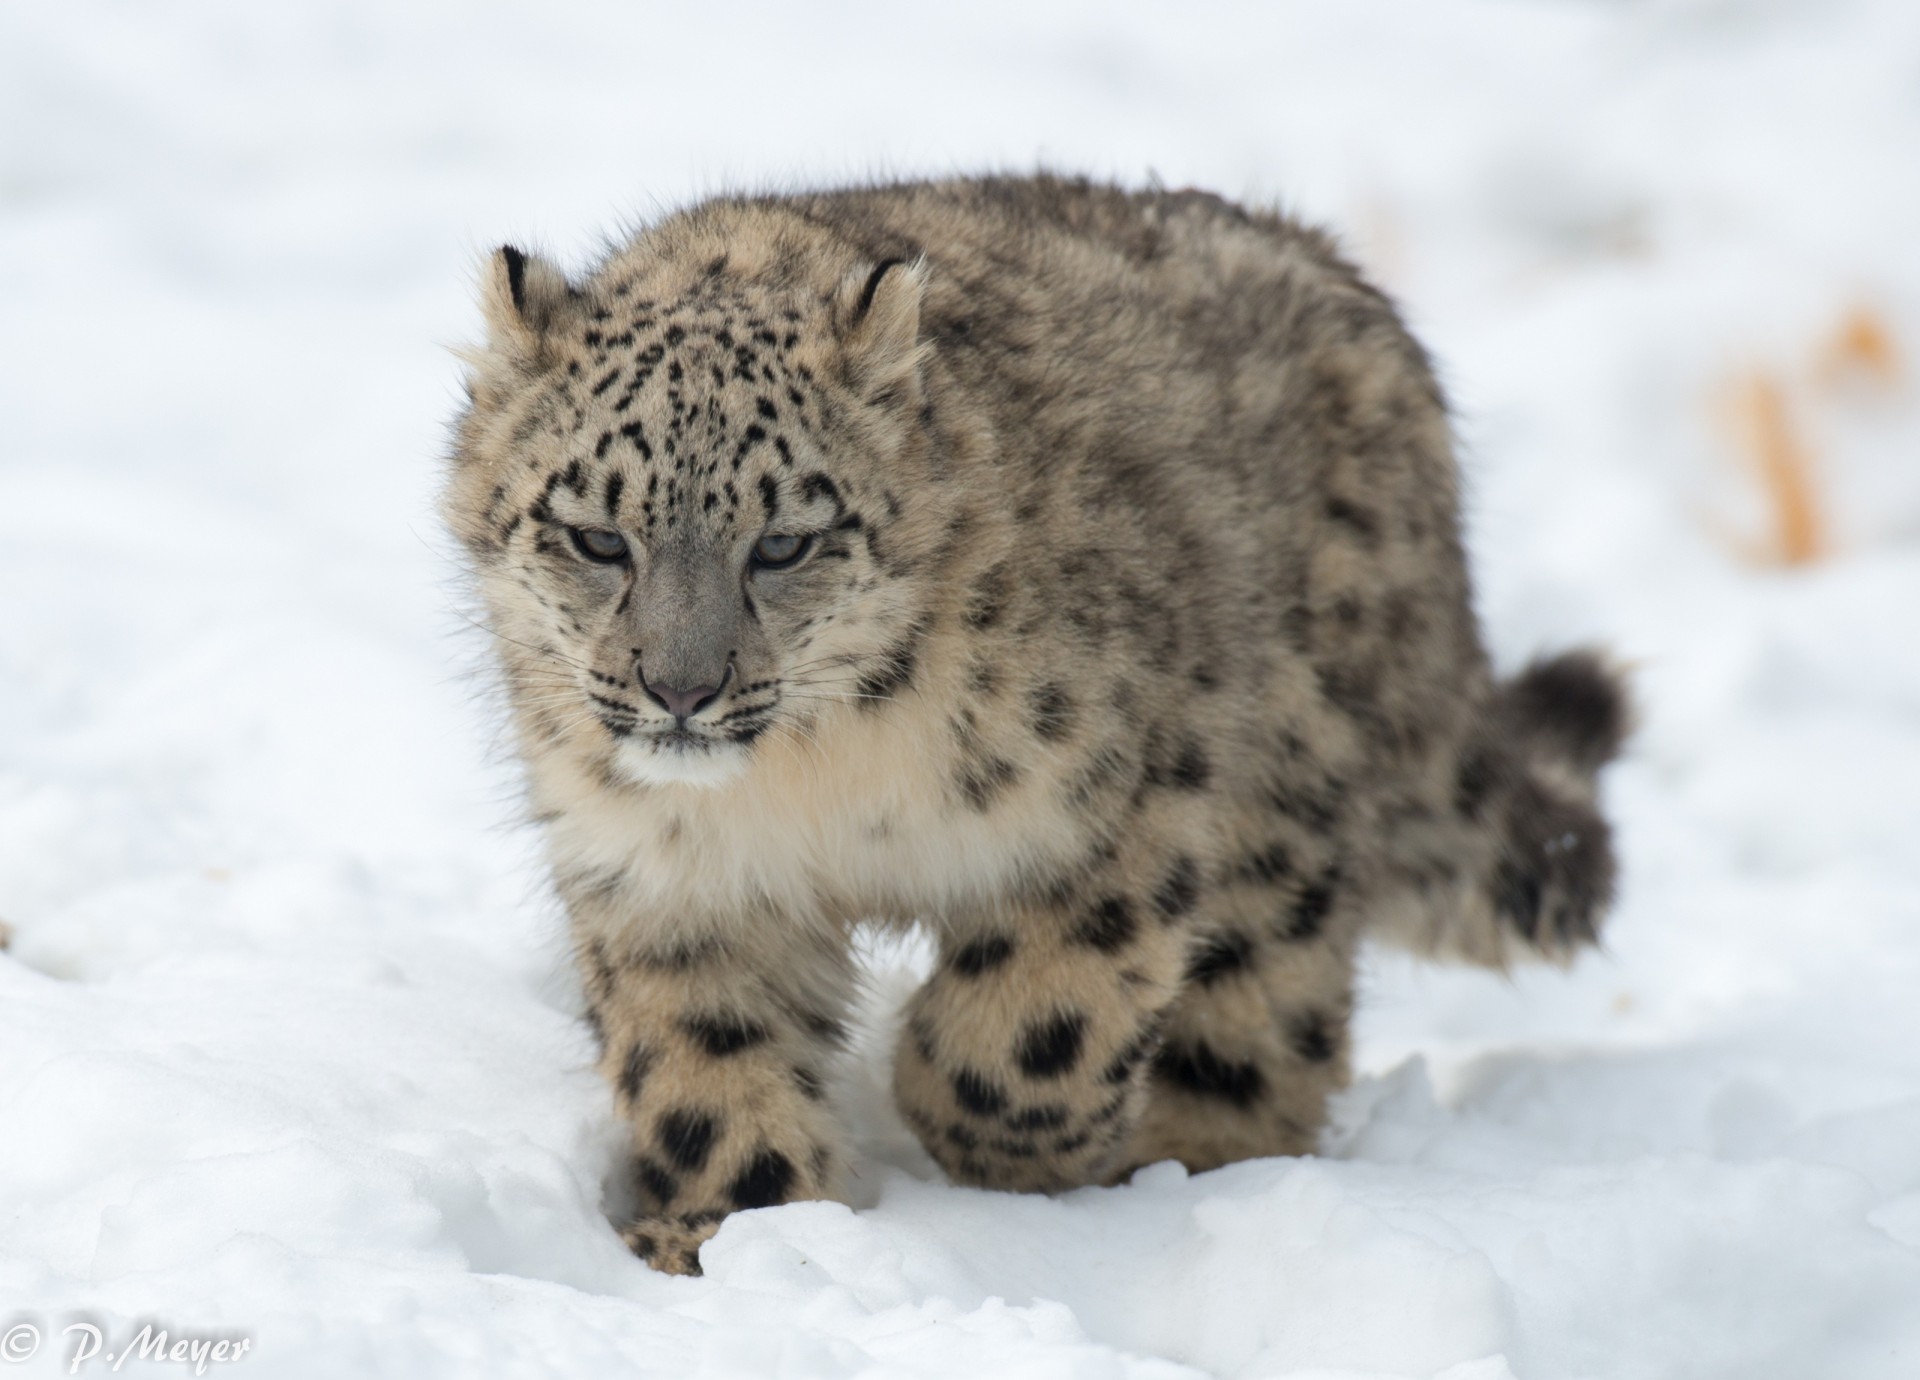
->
535, 701, 1089, 933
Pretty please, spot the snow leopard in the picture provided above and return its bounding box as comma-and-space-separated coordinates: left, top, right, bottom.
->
442, 174, 1626, 1275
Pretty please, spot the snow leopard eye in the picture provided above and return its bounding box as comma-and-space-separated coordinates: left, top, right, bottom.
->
569, 527, 630, 563
751, 532, 811, 570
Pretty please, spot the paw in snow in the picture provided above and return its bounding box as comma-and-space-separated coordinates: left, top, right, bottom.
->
620, 1215, 722, 1277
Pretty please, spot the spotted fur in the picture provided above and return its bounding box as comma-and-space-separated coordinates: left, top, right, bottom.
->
444, 174, 1626, 1275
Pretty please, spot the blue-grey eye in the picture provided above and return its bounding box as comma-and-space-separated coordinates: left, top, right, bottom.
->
752, 532, 811, 569
570, 527, 629, 563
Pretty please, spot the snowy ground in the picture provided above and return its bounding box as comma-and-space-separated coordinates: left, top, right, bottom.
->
4, 2, 1919, 1376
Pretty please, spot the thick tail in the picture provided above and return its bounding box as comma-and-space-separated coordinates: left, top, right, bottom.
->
1371, 651, 1630, 968
1494, 649, 1630, 780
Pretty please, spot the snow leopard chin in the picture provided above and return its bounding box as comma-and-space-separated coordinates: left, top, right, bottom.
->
612, 738, 749, 789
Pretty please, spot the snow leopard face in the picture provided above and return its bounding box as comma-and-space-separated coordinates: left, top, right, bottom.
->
447, 243, 947, 787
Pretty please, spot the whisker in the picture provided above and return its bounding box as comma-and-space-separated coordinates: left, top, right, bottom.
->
782, 652, 863, 678
448, 609, 594, 672
781, 690, 892, 704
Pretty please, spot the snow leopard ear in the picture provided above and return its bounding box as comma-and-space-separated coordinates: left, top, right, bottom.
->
479, 244, 577, 362
836, 256, 931, 404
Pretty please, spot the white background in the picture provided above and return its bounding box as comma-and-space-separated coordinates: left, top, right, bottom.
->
3, 2, 1918, 1376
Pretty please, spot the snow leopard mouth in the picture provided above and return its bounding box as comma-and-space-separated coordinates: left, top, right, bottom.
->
642, 726, 720, 754
613, 729, 749, 788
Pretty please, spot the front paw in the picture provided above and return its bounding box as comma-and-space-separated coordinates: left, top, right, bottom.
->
620, 1213, 723, 1276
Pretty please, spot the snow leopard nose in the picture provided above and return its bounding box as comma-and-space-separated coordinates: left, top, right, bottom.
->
640, 663, 730, 722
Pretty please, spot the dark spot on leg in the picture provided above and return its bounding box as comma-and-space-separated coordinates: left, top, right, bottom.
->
635, 1157, 678, 1208
1235, 844, 1293, 884
953, 1067, 1008, 1116
657, 1108, 721, 1173
792, 1066, 826, 1102
637, 936, 727, 971
950, 934, 1016, 976
1153, 856, 1200, 921
909, 1014, 939, 1064
1072, 897, 1137, 952
1003, 1102, 1070, 1132
1185, 930, 1254, 987
618, 1042, 654, 1101
1279, 868, 1337, 941
681, 1010, 772, 1057
1101, 1017, 1164, 1085
728, 1148, 795, 1210
1016, 1011, 1088, 1079
800, 1009, 850, 1049
584, 939, 617, 998
1153, 1040, 1265, 1108
1287, 1010, 1340, 1064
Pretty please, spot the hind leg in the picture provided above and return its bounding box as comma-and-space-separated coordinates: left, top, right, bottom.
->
1119, 835, 1362, 1177
892, 833, 1192, 1191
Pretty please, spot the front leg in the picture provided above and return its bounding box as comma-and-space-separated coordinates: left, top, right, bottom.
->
576, 918, 855, 1276
893, 854, 1189, 1192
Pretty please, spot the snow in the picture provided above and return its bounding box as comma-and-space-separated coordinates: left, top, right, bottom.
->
3, 1, 1919, 1376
